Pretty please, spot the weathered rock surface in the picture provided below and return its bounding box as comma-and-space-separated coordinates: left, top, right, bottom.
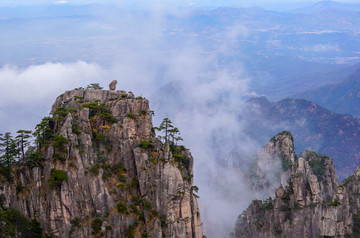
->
234, 131, 360, 238
0, 89, 203, 237
109, 80, 117, 90
248, 131, 296, 198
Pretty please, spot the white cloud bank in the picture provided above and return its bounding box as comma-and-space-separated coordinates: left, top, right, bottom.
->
0, 2, 265, 237
0, 62, 101, 107
0, 56, 257, 238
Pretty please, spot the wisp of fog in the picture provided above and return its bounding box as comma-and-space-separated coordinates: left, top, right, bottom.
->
0, 2, 279, 237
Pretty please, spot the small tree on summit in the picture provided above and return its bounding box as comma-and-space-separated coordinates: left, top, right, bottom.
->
87, 83, 103, 90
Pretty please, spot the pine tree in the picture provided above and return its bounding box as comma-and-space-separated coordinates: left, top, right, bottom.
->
154, 118, 174, 143
16, 130, 33, 162
87, 83, 103, 90
168, 127, 183, 145
33, 117, 54, 150
155, 118, 183, 145
0, 132, 19, 169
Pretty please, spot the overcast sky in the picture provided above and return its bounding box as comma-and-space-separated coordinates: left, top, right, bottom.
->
1, 0, 359, 7
0, 1, 258, 233
1, 0, 360, 12
1, 0, 360, 236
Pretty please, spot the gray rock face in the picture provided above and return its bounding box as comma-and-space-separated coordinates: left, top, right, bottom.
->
109, 80, 117, 90
234, 132, 360, 238
0, 89, 203, 238
248, 131, 295, 198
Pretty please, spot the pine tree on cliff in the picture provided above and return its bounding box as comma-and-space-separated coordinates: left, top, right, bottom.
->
155, 118, 183, 145
16, 130, 32, 162
33, 117, 54, 150
155, 118, 174, 143
168, 127, 183, 146
0, 132, 19, 169
87, 83, 103, 90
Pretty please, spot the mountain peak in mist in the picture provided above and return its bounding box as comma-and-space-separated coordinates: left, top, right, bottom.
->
247, 130, 295, 198
246, 96, 360, 179
0, 87, 203, 237
233, 131, 360, 237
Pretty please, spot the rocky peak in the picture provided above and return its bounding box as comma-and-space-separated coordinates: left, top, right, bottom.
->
0, 88, 203, 238
248, 131, 296, 198
300, 149, 338, 199
234, 131, 359, 238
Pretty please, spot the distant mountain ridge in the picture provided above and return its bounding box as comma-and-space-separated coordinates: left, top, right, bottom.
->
246, 57, 357, 100
294, 64, 360, 117
245, 97, 360, 179
293, 0, 360, 13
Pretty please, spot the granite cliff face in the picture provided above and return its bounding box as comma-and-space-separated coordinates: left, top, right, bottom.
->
248, 132, 296, 198
234, 132, 360, 238
0, 88, 203, 237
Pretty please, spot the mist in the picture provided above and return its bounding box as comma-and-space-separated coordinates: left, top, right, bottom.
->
2, 1, 356, 237
0, 2, 270, 236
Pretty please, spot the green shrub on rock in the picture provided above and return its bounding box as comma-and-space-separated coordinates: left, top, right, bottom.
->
91, 217, 103, 235
49, 168, 68, 189
139, 140, 153, 149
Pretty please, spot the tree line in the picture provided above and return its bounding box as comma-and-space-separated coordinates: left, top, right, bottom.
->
0, 113, 182, 181
0, 130, 33, 168
0, 114, 58, 177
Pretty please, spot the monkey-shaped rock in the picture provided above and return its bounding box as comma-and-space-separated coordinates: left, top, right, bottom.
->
109, 80, 117, 90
